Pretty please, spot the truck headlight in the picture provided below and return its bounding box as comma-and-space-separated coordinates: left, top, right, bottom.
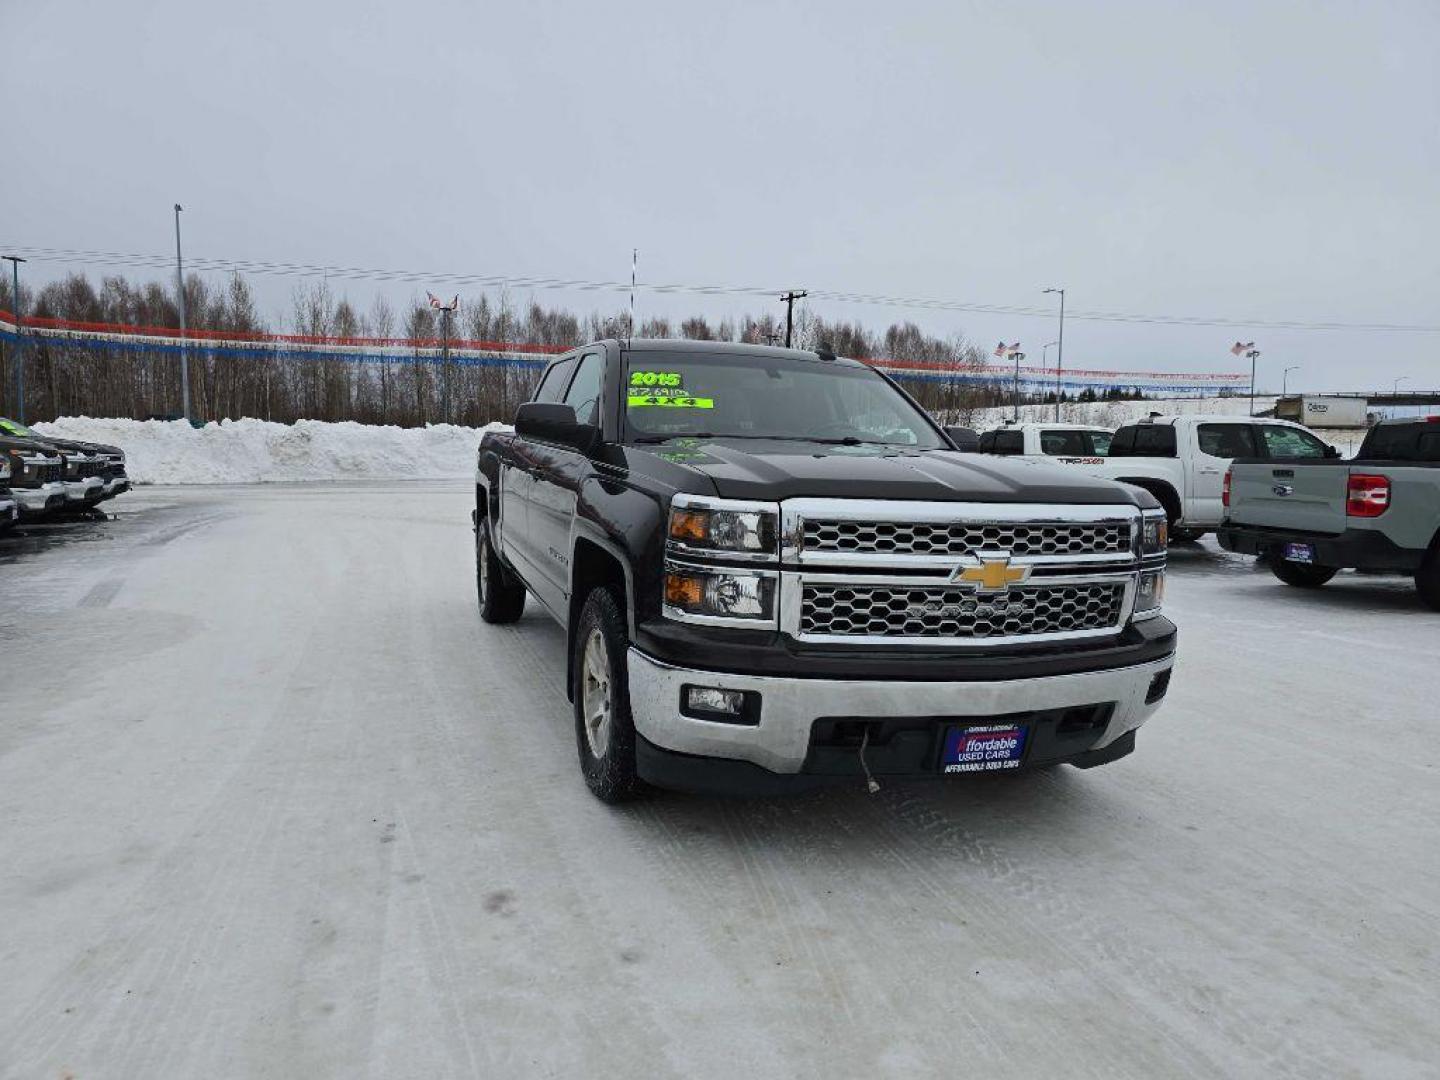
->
1141, 511, 1168, 555
668, 494, 779, 557
1134, 569, 1165, 617
664, 564, 778, 626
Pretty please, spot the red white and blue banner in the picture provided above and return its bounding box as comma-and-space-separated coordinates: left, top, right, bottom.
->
0, 311, 1250, 396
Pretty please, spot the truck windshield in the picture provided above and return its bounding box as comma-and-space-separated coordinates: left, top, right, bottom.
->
622, 352, 946, 448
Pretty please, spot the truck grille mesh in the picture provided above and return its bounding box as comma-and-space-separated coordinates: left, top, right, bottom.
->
799, 581, 1126, 639
802, 520, 1130, 558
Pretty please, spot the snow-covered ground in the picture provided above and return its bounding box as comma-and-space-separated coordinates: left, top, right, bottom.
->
1, 484, 1437, 1077
33, 417, 508, 485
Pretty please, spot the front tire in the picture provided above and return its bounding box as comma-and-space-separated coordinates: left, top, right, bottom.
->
1416, 548, 1440, 612
572, 588, 642, 803
1270, 558, 1338, 589
476, 515, 526, 624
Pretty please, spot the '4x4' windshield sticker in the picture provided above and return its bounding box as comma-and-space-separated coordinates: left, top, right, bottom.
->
627, 370, 714, 408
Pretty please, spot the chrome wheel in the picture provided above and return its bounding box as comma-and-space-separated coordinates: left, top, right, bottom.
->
580, 628, 612, 758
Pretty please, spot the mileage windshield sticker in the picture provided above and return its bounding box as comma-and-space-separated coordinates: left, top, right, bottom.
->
627, 370, 714, 408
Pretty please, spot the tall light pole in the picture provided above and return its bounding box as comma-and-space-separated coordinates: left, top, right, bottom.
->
1011, 350, 1026, 421
1043, 287, 1065, 421
2, 255, 25, 423
1246, 347, 1261, 415
174, 204, 191, 422
1282, 365, 1300, 397
1042, 340, 1059, 411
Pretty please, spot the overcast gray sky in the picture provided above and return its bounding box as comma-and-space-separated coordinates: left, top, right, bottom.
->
3, 0, 1437, 391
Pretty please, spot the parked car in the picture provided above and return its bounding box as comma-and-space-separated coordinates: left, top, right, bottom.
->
1217, 416, 1440, 610
475, 339, 1176, 801
977, 422, 1115, 461
1053, 414, 1338, 542
0, 435, 69, 519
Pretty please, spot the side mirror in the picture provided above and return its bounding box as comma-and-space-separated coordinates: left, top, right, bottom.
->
944, 425, 980, 452
514, 402, 598, 454
1323, 444, 1340, 459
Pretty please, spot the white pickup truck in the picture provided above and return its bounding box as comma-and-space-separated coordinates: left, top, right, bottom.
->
1069, 415, 1340, 541
976, 423, 1115, 461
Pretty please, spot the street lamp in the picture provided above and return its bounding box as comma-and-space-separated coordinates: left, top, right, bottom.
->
1042, 341, 1060, 411
1011, 350, 1027, 421
1043, 287, 1065, 421
1393, 376, 1410, 395
2, 254, 26, 423
1282, 365, 1300, 397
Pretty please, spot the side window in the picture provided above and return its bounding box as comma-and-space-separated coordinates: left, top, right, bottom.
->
562, 351, 606, 426
1418, 430, 1440, 462
1109, 427, 1137, 455
1132, 426, 1177, 457
1040, 430, 1088, 456
1360, 424, 1415, 461
1198, 424, 1259, 459
978, 431, 996, 453
994, 430, 1024, 455
532, 357, 577, 404
1089, 432, 1113, 456
1260, 425, 1327, 458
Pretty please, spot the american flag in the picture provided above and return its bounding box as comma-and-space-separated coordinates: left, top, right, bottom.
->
1230, 341, 1255, 356
994, 341, 1021, 358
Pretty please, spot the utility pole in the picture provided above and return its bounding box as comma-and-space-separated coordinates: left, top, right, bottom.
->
1042, 340, 1059, 411
780, 290, 807, 348
174, 204, 191, 422
2, 255, 25, 423
1043, 287, 1065, 421
428, 292, 460, 423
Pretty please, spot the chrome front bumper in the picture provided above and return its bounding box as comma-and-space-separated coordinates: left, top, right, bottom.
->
14, 483, 68, 514
64, 478, 105, 503
627, 648, 1176, 774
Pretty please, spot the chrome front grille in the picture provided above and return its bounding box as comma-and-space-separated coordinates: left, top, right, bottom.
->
799, 581, 1127, 639
802, 519, 1130, 558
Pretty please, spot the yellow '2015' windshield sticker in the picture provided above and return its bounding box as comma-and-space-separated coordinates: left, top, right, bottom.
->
628, 371, 683, 387
628, 394, 714, 408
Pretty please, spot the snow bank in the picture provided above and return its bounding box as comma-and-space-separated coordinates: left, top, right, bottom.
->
33, 417, 512, 485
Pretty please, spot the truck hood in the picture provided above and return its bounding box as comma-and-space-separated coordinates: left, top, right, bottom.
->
641, 438, 1150, 506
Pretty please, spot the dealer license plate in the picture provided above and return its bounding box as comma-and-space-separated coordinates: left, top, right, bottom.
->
942, 724, 1028, 774
1283, 542, 1315, 564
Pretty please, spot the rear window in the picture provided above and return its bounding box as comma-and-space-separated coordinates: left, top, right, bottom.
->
1362, 421, 1440, 461
1197, 424, 1259, 459
1110, 424, 1176, 457
1039, 429, 1110, 456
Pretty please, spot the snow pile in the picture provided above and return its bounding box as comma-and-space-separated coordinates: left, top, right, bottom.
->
33, 417, 512, 485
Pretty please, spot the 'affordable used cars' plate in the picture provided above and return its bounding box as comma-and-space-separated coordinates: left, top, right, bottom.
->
942, 724, 1028, 773
1283, 542, 1316, 564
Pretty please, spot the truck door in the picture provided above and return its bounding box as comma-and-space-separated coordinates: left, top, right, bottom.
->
1190, 423, 1258, 525
528, 349, 607, 618
503, 355, 576, 579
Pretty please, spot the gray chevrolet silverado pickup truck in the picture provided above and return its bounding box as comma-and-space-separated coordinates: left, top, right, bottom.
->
1217, 416, 1440, 610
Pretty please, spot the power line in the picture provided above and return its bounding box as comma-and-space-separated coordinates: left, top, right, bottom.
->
2, 242, 1436, 334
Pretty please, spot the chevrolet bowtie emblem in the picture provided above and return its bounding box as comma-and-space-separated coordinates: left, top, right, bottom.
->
953, 552, 1031, 593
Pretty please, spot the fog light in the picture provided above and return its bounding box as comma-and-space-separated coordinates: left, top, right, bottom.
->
681, 685, 759, 726
687, 686, 744, 714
